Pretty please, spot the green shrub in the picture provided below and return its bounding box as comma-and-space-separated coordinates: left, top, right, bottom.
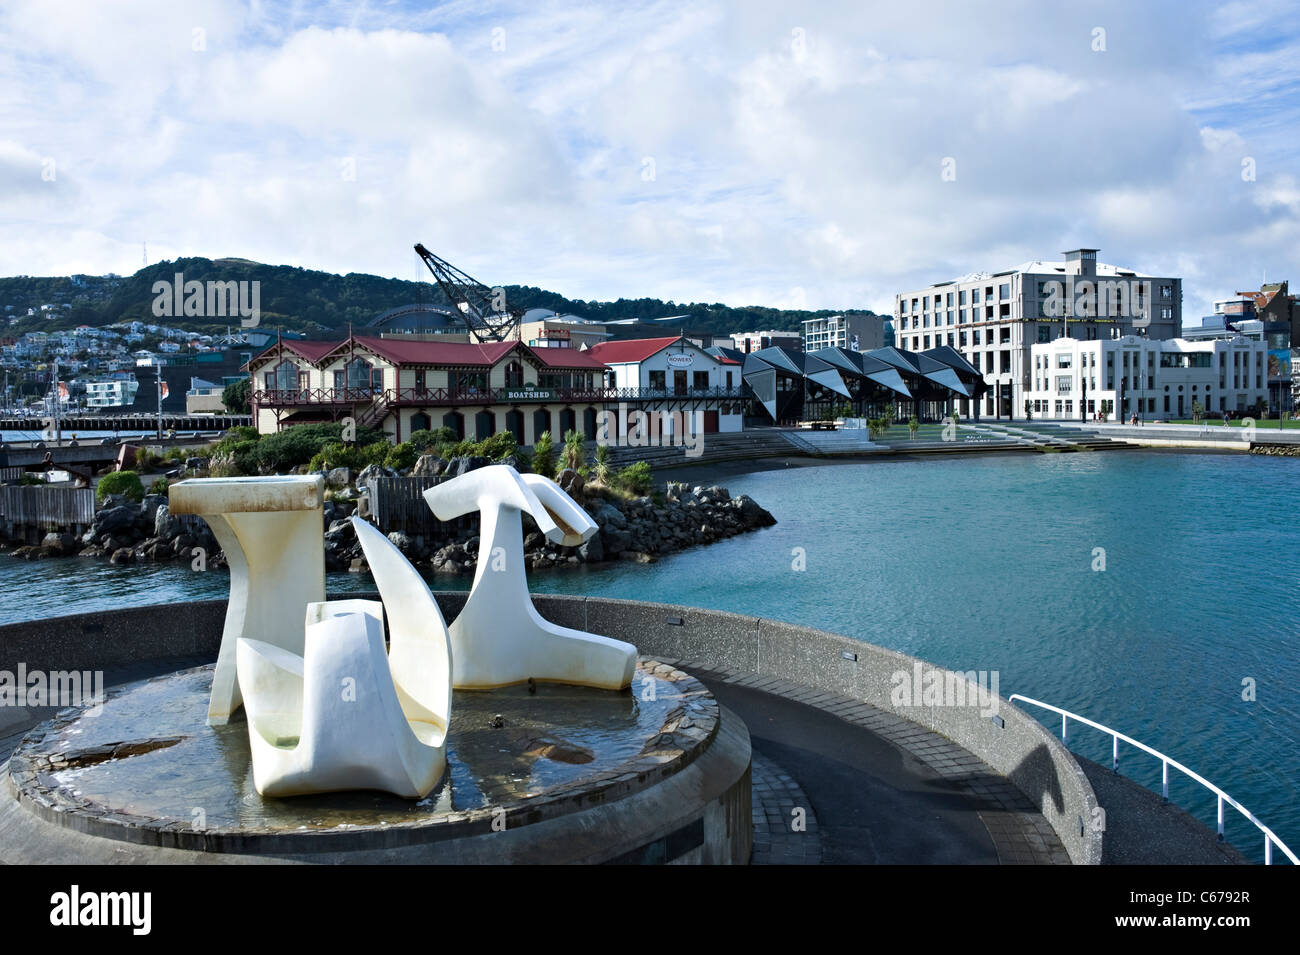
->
149, 477, 171, 496
250, 422, 385, 474
384, 441, 419, 471
134, 447, 164, 471
97, 470, 145, 503
308, 442, 366, 473
477, 431, 518, 461
613, 461, 653, 496
439, 431, 519, 462
409, 427, 458, 452
531, 431, 556, 477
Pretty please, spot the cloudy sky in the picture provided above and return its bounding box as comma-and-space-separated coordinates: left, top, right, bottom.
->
2, 0, 1297, 318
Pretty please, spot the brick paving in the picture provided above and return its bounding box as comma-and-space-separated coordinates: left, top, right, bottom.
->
750, 750, 822, 865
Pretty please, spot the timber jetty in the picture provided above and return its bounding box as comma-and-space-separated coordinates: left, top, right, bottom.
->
0, 413, 250, 433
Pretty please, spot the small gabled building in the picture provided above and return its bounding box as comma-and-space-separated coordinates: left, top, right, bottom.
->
585, 335, 745, 433
248, 334, 610, 444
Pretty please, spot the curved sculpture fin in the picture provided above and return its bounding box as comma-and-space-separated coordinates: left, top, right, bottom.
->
519, 473, 597, 546
350, 517, 452, 731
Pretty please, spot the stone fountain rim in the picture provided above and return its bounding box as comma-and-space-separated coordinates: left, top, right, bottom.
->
5, 656, 718, 855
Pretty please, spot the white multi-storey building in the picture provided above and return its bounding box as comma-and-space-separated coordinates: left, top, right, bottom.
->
1025, 336, 1267, 421
802, 314, 883, 353
83, 378, 139, 408
894, 250, 1182, 418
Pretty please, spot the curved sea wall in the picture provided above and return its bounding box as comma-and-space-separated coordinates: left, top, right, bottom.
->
0, 593, 1102, 865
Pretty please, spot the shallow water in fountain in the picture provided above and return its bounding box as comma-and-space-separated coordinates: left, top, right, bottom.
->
30, 663, 693, 831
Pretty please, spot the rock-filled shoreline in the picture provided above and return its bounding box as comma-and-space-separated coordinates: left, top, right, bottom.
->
0, 462, 776, 573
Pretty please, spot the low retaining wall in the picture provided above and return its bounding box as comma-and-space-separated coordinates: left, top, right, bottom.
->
0, 592, 1102, 864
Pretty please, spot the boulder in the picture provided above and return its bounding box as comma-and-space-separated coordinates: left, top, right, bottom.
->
154, 504, 181, 540
357, 463, 398, 486
325, 467, 352, 487
444, 455, 490, 478
591, 502, 627, 529
40, 531, 78, 556
557, 468, 584, 497
600, 526, 633, 554
94, 504, 138, 536
411, 455, 446, 477
109, 547, 134, 565
734, 494, 776, 528
577, 533, 604, 563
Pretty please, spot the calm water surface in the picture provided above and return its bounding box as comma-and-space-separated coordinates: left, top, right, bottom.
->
3, 450, 1297, 859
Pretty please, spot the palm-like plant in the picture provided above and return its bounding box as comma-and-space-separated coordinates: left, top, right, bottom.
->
594, 443, 612, 484
562, 429, 585, 473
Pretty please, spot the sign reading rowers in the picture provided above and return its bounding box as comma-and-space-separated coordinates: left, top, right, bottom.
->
666, 353, 694, 367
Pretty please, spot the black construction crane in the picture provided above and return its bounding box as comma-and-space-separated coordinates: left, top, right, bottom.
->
413, 244, 523, 342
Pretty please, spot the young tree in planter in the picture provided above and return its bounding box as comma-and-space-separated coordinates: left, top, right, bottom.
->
1023, 398, 1033, 421
1191, 400, 1204, 423
908, 415, 919, 439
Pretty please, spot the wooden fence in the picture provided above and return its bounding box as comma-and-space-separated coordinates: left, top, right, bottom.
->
0, 485, 95, 530
366, 476, 471, 538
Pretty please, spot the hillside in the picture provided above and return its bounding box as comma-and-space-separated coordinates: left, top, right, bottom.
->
0, 256, 881, 341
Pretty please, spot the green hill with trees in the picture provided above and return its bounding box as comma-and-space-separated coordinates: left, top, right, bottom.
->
0, 256, 881, 341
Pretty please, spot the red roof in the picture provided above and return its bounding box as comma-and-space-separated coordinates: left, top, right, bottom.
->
532, 348, 609, 370
250, 335, 609, 371
248, 339, 337, 368
586, 336, 684, 364
353, 336, 516, 366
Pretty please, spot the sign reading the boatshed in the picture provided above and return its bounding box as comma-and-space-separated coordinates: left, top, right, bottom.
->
504, 387, 554, 401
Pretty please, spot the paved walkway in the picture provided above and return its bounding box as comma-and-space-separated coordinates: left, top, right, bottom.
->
750, 751, 823, 864
679, 661, 1069, 865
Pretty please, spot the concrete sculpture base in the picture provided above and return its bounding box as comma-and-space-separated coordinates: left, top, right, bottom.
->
1, 659, 750, 864
424, 466, 637, 690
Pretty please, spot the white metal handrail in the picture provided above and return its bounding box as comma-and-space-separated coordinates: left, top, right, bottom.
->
1008, 694, 1297, 865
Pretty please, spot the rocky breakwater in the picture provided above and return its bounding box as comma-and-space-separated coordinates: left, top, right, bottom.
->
2, 492, 226, 565
0, 458, 777, 573
328, 472, 777, 575
1249, 443, 1300, 457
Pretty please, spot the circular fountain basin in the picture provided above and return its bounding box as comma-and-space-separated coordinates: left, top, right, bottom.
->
1, 658, 751, 864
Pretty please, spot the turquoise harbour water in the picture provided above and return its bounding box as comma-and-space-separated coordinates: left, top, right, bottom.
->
2, 449, 1297, 861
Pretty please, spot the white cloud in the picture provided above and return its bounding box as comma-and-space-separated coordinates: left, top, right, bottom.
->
0, 0, 1295, 323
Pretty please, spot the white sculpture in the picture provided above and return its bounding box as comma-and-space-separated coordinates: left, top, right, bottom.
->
169, 476, 326, 725
235, 518, 452, 799
424, 465, 637, 690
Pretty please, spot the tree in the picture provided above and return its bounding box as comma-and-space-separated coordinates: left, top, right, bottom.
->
222, 377, 251, 414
